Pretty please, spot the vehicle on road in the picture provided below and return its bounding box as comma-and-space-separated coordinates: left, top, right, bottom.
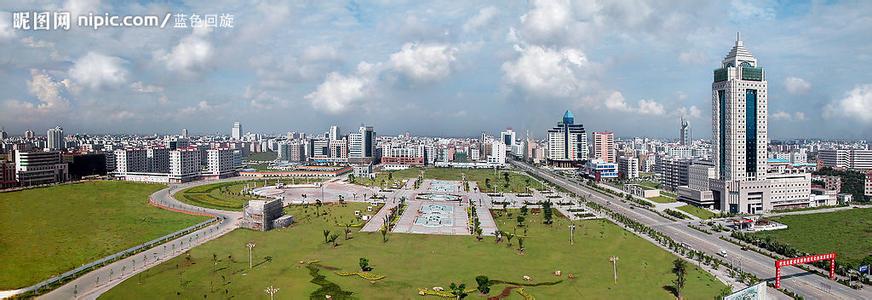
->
719, 249, 728, 257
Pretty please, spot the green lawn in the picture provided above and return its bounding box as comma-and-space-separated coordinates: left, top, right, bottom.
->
638, 180, 660, 189
350, 168, 545, 193
350, 168, 422, 189
0, 181, 208, 289
102, 203, 725, 299
752, 208, 872, 265
178, 178, 324, 211
676, 205, 716, 220
647, 196, 677, 203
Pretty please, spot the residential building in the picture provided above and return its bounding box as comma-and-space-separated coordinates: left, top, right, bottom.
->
488, 140, 506, 166
146, 147, 170, 173
47, 126, 64, 151
231, 121, 242, 140
169, 147, 200, 183
329, 125, 340, 141
547, 110, 587, 168
205, 148, 238, 179
617, 156, 639, 179
592, 131, 615, 163
1, 161, 16, 188
348, 125, 376, 164
659, 156, 692, 191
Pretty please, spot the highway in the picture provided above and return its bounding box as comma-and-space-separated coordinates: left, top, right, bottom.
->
511, 159, 870, 300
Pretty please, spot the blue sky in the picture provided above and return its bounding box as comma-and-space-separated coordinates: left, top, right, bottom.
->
0, 0, 870, 139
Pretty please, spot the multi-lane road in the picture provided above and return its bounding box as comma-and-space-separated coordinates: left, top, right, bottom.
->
511, 159, 870, 300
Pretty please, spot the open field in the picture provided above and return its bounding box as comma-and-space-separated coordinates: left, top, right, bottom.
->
350, 168, 422, 189
0, 181, 207, 289
178, 178, 324, 211
102, 203, 725, 299
676, 205, 716, 219
752, 208, 872, 265
351, 167, 546, 193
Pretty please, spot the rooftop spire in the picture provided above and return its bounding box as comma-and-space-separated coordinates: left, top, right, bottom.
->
736, 32, 743, 46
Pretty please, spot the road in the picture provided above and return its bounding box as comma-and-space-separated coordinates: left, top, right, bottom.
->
511, 159, 871, 300
40, 179, 245, 300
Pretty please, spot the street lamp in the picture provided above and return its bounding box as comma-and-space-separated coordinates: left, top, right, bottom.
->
568, 223, 576, 245
265, 285, 279, 300
609, 256, 619, 283
246, 242, 256, 269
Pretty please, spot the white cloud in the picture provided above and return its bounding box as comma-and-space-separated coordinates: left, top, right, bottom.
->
156, 29, 212, 74
305, 62, 380, 114
824, 84, 872, 123
68, 52, 128, 90
678, 50, 706, 64
180, 100, 214, 115
0, 12, 16, 40
772, 111, 806, 121
784, 77, 811, 95
463, 6, 498, 32
502, 45, 591, 98
638, 99, 666, 115
301, 45, 340, 63
676, 105, 702, 119
518, 0, 573, 45
130, 81, 164, 93
389, 43, 458, 82
602, 91, 631, 112
64, 0, 101, 17
730, 0, 775, 21
2, 70, 71, 121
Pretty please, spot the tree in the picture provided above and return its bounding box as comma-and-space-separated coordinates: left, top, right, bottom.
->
505, 232, 515, 247
322, 229, 331, 244
672, 259, 687, 299
542, 201, 553, 224
520, 205, 528, 216
449, 282, 468, 299
517, 215, 525, 227
475, 275, 491, 294
380, 226, 388, 243
502, 202, 508, 211
359, 257, 372, 271
315, 199, 323, 215
328, 233, 340, 247
518, 237, 525, 253
344, 223, 352, 240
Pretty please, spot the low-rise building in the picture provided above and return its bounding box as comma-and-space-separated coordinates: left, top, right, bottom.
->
14, 151, 68, 186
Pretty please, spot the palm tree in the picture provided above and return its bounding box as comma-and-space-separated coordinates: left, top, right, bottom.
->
505, 232, 515, 247
329, 233, 340, 247
518, 237, 525, 253
322, 229, 331, 244
672, 259, 687, 299
344, 223, 352, 240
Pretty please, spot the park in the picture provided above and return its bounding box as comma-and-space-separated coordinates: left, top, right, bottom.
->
99, 168, 727, 299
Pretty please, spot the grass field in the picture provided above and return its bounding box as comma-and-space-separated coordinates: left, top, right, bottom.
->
752, 208, 872, 265
102, 203, 725, 299
350, 168, 422, 189
351, 167, 546, 193
178, 178, 324, 211
676, 205, 716, 220
0, 181, 207, 289
647, 196, 677, 203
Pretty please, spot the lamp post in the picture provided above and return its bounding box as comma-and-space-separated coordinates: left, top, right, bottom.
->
609, 256, 619, 283
246, 242, 256, 269
265, 285, 279, 300
569, 223, 576, 245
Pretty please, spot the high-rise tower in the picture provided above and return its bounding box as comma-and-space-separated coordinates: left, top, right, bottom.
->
710, 33, 771, 213
679, 116, 691, 145
231, 122, 242, 140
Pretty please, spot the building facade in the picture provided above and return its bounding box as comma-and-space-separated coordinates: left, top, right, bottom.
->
617, 156, 639, 180
592, 131, 615, 163
547, 110, 587, 168
14, 151, 68, 186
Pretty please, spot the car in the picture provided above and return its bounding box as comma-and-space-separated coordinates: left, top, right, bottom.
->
741, 246, 749, 251
718, 249, 728, 257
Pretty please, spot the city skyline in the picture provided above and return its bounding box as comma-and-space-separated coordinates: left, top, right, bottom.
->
1, 1, 871, 139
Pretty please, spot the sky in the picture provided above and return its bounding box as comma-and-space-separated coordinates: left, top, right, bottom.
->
0, 0, 871, 140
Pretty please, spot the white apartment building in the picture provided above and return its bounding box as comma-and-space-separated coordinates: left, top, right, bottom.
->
818, 149, 872, 170
47, 126, 64, 151
617, 156, 639, 179
488, 141, 506, 166
206, 148, 238, 179
169, 147, 200, 183
113, 148, 148, 174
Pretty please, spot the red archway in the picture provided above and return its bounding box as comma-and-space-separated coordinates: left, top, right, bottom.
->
775, 253, 836, 288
